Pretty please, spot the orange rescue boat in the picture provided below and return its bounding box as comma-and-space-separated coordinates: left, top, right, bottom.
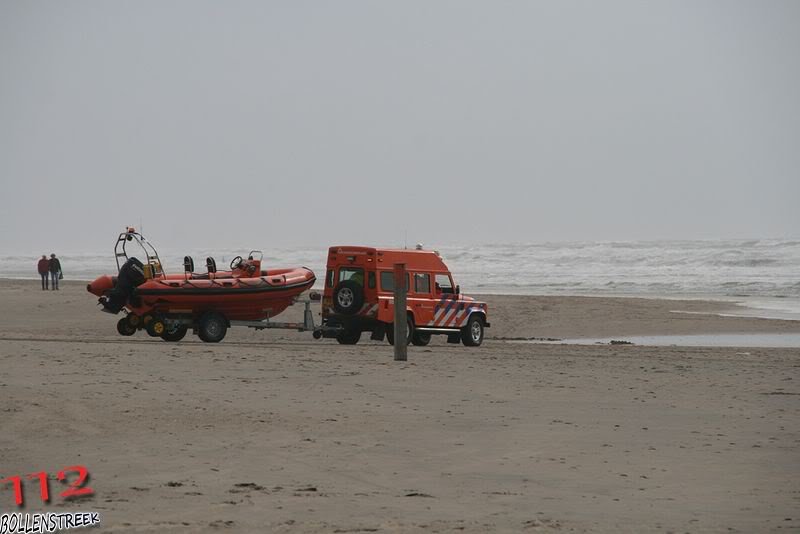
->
87, 228, 316, 342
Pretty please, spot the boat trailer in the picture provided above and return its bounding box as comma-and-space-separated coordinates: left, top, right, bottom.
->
213, 292, 340, 339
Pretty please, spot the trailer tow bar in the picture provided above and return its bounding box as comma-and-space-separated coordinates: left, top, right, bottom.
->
228, 293, 342, 338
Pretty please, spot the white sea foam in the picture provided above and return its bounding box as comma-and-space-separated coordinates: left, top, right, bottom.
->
3, 239, 798, 315
514, 333, 800, 348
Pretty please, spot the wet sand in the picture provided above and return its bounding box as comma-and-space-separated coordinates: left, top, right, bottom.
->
0, 279, 798, 532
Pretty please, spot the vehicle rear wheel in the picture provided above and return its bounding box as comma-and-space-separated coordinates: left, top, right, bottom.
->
336, 328, 362, 345
387, 316, 413, 346
161, 323, 188, 342
411, 331, 431, 346
198, 312, 227, 343
461, 315, 484, 347
117, 317, 136, 336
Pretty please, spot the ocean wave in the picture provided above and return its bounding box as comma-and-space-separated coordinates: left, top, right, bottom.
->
3, 239, 799, 298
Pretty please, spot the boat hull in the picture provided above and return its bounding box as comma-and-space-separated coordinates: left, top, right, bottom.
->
89, 267, 316, 321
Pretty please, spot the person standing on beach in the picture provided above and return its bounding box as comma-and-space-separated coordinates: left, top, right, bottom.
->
49, 253, 62, 290
37, 255, 49, 290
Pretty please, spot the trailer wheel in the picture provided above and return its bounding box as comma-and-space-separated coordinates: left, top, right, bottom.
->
146, 317, 167, 337
336, 328, 362, 345
161, 323, 188, 342
411, 332, 431, 346
333, 281, 364, 315
461, 314, 484, 347
386, 316, 413, 346
117, 317, 136, 336
198, 312, 227, 343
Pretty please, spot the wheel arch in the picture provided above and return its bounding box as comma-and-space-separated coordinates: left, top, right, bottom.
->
466, 310, 487, 327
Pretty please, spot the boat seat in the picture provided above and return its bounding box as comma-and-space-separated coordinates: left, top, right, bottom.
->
189, 257, 235, 280
183, 256, 195, 279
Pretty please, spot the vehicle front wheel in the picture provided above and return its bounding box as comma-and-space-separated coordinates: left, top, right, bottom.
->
386, 316, 413, 346
461, 315, 484, 347
336, 328, 362, 345
198, 312, 228, 343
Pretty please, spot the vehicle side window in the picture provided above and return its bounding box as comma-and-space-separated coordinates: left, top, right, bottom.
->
380, 272, 393, 291
380, 271, 409, 292
339, 267, 364, 286
326, 269, 334, 288
414, 273, 431, 294
435, 274, 454, 294
368, 271, 376, 289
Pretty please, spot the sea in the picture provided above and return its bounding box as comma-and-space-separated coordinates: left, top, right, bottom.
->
3, 239, 799, 320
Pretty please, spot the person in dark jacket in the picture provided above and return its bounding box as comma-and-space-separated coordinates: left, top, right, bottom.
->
37, 255, 49, 290
49, 253, 62, 290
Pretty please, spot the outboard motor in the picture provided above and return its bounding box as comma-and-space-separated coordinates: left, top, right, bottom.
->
101, 257, 146, 314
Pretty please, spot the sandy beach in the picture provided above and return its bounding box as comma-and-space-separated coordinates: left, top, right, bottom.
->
0, 278, 798, 532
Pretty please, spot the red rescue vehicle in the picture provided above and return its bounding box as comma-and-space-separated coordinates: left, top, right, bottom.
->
318, 246, 489, 346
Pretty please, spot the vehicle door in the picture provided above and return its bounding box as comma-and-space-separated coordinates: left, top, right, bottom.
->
411, 272, 435, 326
379, 270, 410, 322
337, 266, 366, 313
433, 273, 459, 327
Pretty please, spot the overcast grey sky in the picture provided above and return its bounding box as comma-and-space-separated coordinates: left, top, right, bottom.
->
1, 1, 798, 252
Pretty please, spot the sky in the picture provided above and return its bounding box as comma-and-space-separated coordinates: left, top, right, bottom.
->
0, 1, 798, 253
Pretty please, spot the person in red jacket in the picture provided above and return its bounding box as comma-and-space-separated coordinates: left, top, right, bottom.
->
37, 255, 49, 290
